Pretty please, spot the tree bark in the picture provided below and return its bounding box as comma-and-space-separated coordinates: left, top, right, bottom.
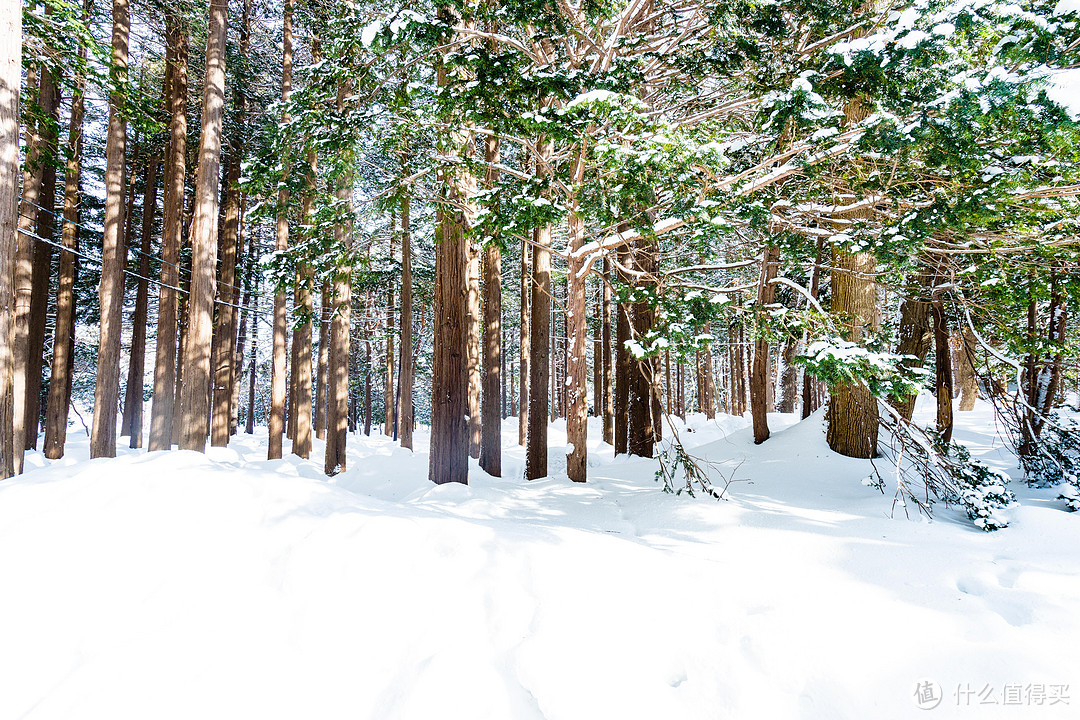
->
751, 245, 779, 443
931, 293, 954, 442
479, 134, 501, 476
825, 248, 879, 458
890, 275, 933, 421
210, 0, 248, 448
13, 56, 44, 469
177, 0, 228, 452
315, 281, 329, 439
565, 188, 588, 482
466, 222, 481, 458
43, 14, 86, 459
957, 327, 979, 412
398, 191, 414, 450
123, 153, 158, 448
627, 237, 656, 458
0, 0, 20, 478
24, 56, 60, 452
324, 128, 352, 476
291, 147, 316, 459
613, 241, 631, 454
518, 235, 529, 446
801, 238, 825, 419
268, 0, 292, 460
525, 135, 552, 481
90, 0, 131, 460
702, 324, 717, 419
384, 221, 396, 438
429, 35, 474, 485
246, 292, 257, 434
601, 258, 614, 442
148, 13, 187, 452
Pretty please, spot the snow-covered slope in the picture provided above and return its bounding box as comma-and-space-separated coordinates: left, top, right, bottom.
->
1, 399, 1077, 719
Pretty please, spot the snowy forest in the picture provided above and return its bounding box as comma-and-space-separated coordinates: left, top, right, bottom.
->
1, 0, 1080, 717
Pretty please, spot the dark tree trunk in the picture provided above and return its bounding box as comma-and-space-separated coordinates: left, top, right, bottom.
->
429, 28, 474, 484
315, 281, 329, 439
801, 239, 824, 419
25, 70, 59, 451
613, 242, 631, 454
931, 293, 954, 442
602, 258, 614, 442
44, 16, 86, 459
890, 273, 933, 422
398, 191, 414, 449
627, 238, 657, 458
123, 154, 158, 448
525, 135, 552, 480
479, 135, 501, 476
751, 245, 779, 443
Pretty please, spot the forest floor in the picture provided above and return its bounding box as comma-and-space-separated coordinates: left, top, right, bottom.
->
1, 396, 1078, 719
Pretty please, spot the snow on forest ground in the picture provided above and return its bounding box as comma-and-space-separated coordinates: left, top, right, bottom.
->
1, 396, 1078, 719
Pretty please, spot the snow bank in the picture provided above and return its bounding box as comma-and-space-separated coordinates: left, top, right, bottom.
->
1, 405, 1078, 719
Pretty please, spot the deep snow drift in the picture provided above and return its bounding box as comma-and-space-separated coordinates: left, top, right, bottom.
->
1, 397, 1078, 719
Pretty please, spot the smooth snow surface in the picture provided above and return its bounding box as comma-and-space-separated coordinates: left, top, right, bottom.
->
2, 398, 1078, 719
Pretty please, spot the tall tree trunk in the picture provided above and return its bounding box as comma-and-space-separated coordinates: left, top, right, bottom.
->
0, 0, 20, 478
44, 14, 86, 459
148, 14, 188, 452
565, 178, 588, 482
324, 116, 352, 475
13, 53, 44, 469
398, 191, 414, 450
384, 221, 396, 438
429, 29, 474, 485
363, 338, 372, 436
480, 134, 501, 476
466, 223, 481, 457
801, 238, 825, 419
90, 0, 131, 459
291, 147, 316, 459
601, 258, 614, 442
123, 154, 158, 448
890, 275, 933, 421
613, 241, 631, 454
25, 68, 59, 451
525, 131, 551, 480
777, 335, 799, 414
957, 327, 979, 412
751, 244, 779, 443
931, 292, 954, 442
826, 248, 879, 458
592, 283, 602, 417
231, 210, 251, 435
177, 0, 228, 452
315, 281, 329, 439
246, 291, 257, 434
627, 238, 656, 458
518, 235, 529, 446
702, 324, 717, 419
210, 0, 247, 448
268, 0, 292, 460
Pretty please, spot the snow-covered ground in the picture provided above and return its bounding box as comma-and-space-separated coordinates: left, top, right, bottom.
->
1, 396, 1078, 719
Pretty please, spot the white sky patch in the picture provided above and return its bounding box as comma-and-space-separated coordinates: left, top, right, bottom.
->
1047, 68, 1080, 119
